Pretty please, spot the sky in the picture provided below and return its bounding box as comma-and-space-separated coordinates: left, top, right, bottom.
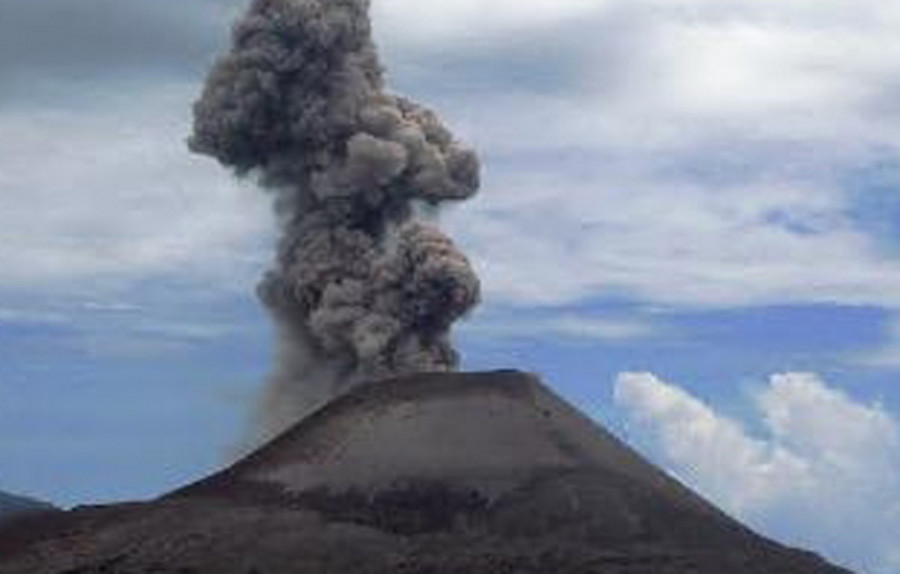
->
0, 0, 899, 571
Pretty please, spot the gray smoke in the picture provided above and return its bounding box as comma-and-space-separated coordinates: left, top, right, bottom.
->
190, 0, 481, 439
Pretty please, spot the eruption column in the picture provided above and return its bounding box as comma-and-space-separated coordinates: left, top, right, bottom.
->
190, 0, 481, 437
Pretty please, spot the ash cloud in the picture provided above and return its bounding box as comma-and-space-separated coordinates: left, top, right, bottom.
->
190, 0, 481, 439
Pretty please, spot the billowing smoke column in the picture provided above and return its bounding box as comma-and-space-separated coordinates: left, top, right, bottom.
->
190, 0, 481, 437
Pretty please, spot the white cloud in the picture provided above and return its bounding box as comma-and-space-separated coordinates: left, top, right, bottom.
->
614, 371, 900, 573
451, 174, 900, 309
375, 0, 900, 55
373, 0, 609, 45
0, 83, 270, 292
386, 0, 900, 313
460, 312, 658, 342
613, 372, 814, 514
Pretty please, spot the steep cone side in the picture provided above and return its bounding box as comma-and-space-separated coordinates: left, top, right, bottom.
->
174, 370, 729, 520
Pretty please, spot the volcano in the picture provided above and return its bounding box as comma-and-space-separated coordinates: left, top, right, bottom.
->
0, 371, 849, 573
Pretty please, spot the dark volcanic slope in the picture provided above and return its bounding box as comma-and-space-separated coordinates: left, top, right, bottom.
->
0, 492, 55, 525
0, 371, 850, 573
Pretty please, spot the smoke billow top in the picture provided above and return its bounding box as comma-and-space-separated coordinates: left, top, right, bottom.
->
190, 0, 481, 438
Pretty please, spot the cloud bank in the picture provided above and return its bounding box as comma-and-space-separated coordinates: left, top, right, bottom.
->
0, 87, 269, 291
387, 0, 900, 313
4, 0, 900, 320
615, 371, 900, 573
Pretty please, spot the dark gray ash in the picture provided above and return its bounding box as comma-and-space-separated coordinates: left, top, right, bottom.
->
190, 0, 481, 438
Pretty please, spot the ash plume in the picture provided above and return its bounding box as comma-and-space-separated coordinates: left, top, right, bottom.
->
190, 0, 481, 439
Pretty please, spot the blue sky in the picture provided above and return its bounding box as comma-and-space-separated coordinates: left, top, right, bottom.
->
2, 0, 900, 571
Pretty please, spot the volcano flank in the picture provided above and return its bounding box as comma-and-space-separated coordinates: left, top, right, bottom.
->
0, 371, 850, 573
